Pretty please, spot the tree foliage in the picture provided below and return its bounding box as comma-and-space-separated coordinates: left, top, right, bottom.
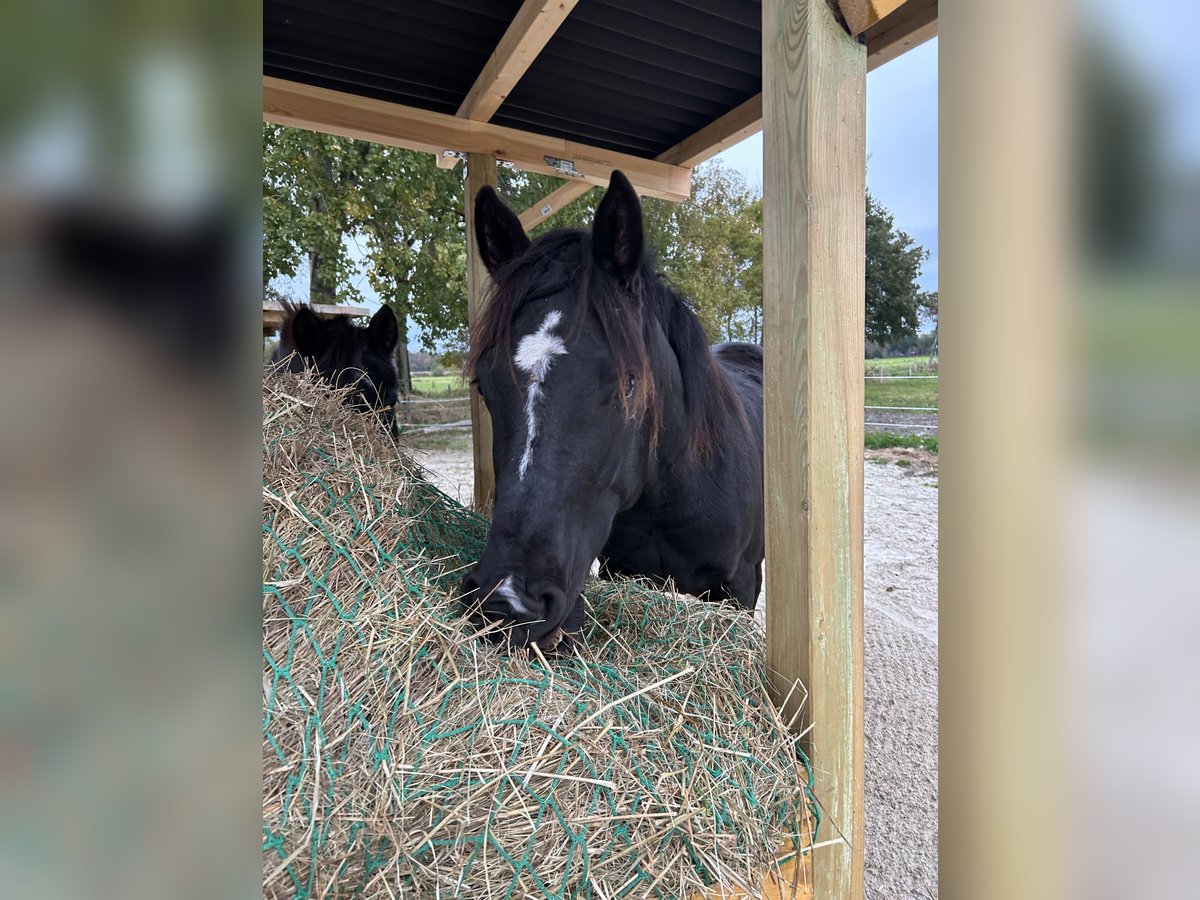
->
263, 124, 467, 351
642, 165, 763, 343
263, 126, 931, 357
864, 191, 930, 345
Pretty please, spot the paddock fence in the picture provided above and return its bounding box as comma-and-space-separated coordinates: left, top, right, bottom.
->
397, 373, 940, 436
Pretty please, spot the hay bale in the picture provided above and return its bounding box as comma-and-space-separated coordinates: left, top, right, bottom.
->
262, 372, 815, 899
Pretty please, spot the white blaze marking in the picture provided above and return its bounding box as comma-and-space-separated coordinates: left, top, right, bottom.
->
513, 309, 567, 480
497, 575, 533, 618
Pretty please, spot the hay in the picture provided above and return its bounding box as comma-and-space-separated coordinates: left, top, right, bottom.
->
262, 371, 815, 899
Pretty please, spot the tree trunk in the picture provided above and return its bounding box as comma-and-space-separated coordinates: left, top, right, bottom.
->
393, 310, 413, 397
308, 153, 338, 303
308, 250, 337, 303
396, 342, 413, 398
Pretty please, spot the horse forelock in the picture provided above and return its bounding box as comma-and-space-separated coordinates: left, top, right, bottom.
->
466, 228, 743, 458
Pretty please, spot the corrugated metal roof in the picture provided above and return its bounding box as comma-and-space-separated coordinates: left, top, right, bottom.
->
265, 0, 524, 116
264, 0, 762, 158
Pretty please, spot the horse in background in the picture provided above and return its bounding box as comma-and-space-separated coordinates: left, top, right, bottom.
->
271, 301, 401, 438
459, 171, 764, 650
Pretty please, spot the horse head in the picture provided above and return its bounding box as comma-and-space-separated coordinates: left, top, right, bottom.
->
273, 303, 400, 437
460, 171, 742, 649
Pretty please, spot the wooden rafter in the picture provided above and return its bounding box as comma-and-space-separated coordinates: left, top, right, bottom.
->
658, 93, 765, 167
836, 0, 910, 36
263, 77, 691, 202
457, 0, 580, 122
515, 0, 936, 227
863, 0, 938, 72
437, 0, 580, 169
517, 93, 764, 228
518, 180, 593, 230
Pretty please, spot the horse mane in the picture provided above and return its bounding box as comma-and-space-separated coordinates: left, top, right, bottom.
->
466, 229, 745, 458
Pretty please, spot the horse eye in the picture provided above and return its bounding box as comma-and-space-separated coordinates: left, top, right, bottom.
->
624, 374, 637, 399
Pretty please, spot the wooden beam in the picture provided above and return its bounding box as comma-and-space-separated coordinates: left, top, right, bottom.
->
457, 0, 580, 122
263, 77, 691, 202
657, 93, 764, 167
518, 93, 763, 229
517, 180, 593, 230
763, 2, 865, 900
836, 0, 910, 36
864, 0, 937, 72
262, 301, 371, 334
513, 0, 934, 228
465, 154, 498, 513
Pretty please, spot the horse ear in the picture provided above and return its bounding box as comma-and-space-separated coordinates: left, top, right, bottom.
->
592, 170, 644, 280
367, 305, 399, 355
474, 186, 530, 274
291, 307, 327, 359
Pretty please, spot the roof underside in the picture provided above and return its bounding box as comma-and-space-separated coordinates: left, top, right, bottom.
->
265, 0, 761, 159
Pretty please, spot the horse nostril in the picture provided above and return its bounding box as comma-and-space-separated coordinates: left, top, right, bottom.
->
532, 585, 566, 619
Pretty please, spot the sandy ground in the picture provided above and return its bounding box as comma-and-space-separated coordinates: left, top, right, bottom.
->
408, 443, 938, 899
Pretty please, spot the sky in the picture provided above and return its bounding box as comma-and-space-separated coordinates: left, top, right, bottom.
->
715, 36, 939, 292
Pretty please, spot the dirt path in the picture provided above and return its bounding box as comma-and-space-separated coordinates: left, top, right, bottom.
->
861, 461, 939, 899
407, 444, 938, 899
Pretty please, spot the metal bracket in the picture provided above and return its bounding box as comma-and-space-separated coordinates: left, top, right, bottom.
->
543, 155, 584, 178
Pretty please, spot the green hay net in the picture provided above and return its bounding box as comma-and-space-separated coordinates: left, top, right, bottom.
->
262, 380, 817, 899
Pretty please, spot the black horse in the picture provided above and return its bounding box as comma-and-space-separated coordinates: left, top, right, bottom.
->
271, 302, 401, 437
460, 171, 764, 649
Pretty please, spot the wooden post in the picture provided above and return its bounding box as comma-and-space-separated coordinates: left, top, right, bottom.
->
763, 1, 865, 899
465, 153, 498, 512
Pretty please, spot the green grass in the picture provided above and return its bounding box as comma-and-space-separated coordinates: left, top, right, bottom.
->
864, 432, 938, 453
864, 377, 938, 408
411, 373, 468, 396
865, 355, 937, 376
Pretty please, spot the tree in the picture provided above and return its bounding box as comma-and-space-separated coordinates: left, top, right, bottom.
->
263, 125, 468, 394
918, 290, 939, 357
864, 191, 929, 345
265, 129, 932, 366
642, 163, 762, 343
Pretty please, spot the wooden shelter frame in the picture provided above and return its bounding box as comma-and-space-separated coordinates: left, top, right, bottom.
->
263, 2, 937, 896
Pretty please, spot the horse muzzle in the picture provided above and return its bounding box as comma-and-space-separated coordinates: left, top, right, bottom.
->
459, 571, 582, 651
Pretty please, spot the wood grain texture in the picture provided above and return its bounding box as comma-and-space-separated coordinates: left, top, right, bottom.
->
517, 179, 593, 230
465, 154, 498, 513
263, 77, 691, 202
763, 1, 866, 898
864, 0, 937, 72
516, 93, 763, 229
836, 0, 911, 35
457, 0, 580, 121
511, 0, 934, 229
697, 848, 814, 899
657, 93, 765, 167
